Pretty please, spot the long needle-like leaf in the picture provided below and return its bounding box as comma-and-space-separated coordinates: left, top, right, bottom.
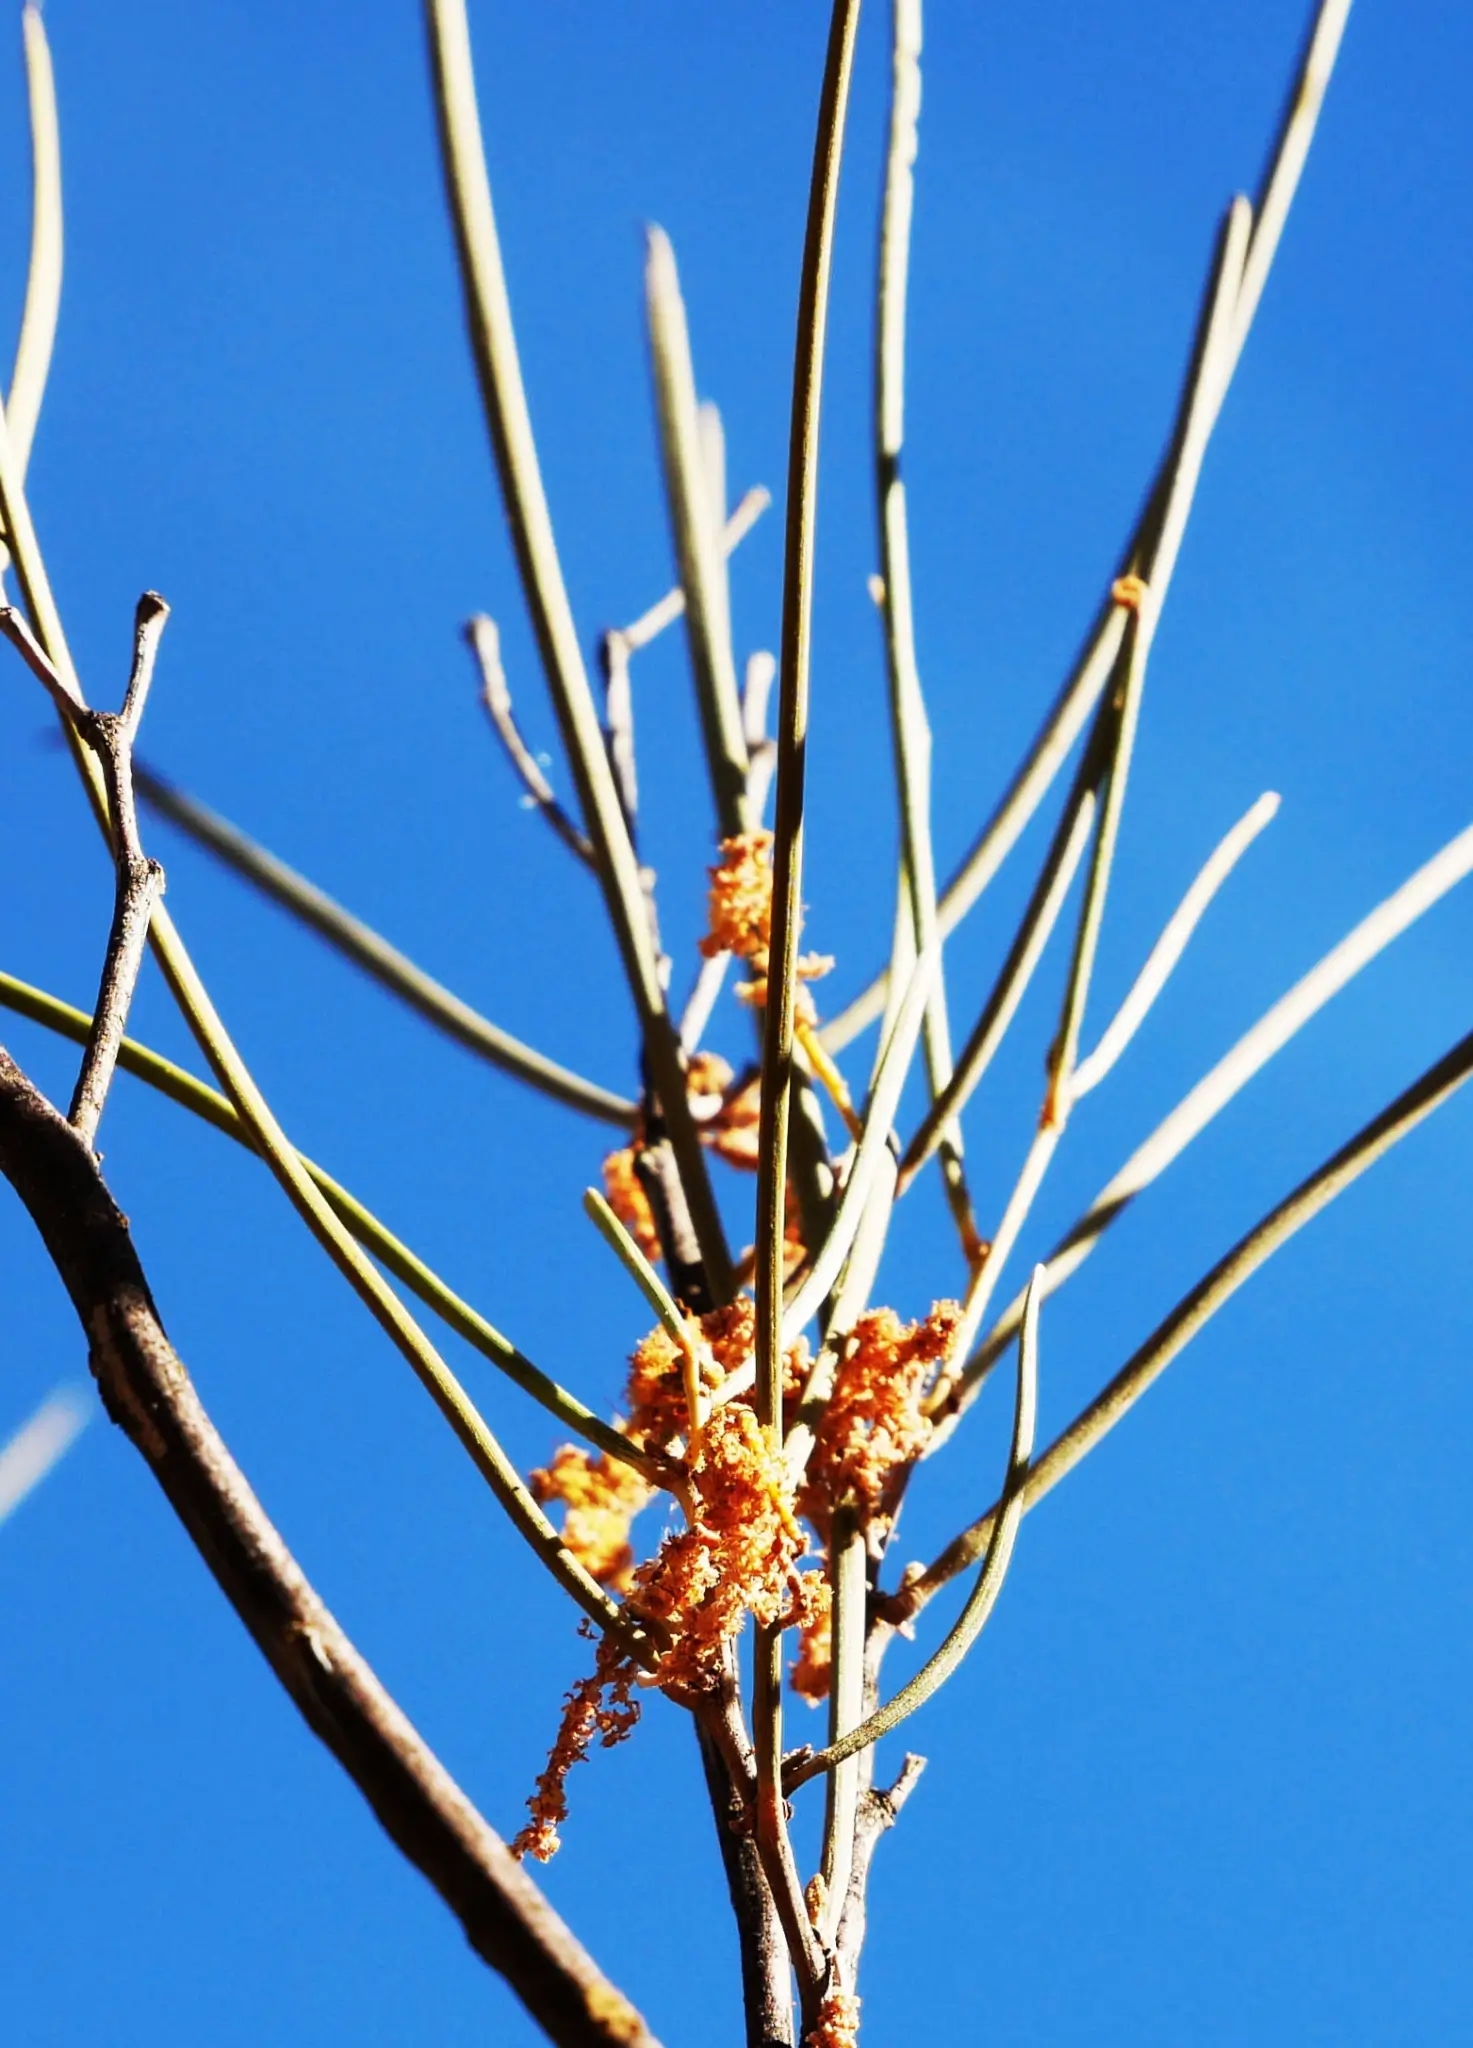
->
906, 1025, 1473, 1615
944, 815, 1473, 1417
134, 764, 632, 1126
424, 0, 731, 1298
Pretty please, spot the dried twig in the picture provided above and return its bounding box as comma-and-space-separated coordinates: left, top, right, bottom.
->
466, 612, 594, 863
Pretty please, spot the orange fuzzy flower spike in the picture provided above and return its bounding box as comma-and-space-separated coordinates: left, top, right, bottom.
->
530, 1446, 652, 1592
630, 1399, 806, 1693
799, 1303, 962, 1542
807, 1990, 862, 2048
700, 830, 774, 966
511, 1630, 640, 1863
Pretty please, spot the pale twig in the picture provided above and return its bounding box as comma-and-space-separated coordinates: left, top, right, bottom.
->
424, 0, 731, 1298
3, 5, 62, 487
752, 0, 863, 2004
599, 627, 640, 834
820, 0, 1353, 1057
0, 1386, 89, 1528
742, 649, 777, 750
0, 1055, 660, 2048
903, 1026, 1473, 1617
72, 596, 168, 1142
465, 614, 593, 864
132, 763, 633, 1126
1072, 790, 1280, 1099
945, 814, 1473, 1416
1, 593, 169, 1146
789, 1268, 1041, 1793
645, 227, 751, 838
874, 0, 977, 1265
619, 487, 771, 655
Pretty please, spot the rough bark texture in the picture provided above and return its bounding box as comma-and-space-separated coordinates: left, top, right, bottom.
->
0, 1045, 658, 2048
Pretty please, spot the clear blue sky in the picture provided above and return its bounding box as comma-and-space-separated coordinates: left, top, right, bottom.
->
3, 3, 1472, 2042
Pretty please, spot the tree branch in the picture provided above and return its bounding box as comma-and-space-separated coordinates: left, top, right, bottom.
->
0, 1044, 660, 2048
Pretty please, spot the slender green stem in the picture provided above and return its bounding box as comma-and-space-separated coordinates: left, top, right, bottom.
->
1051, 194, 1251, 1115
901, 784, 1096, 1178
817, 1508, 867, 1947
582, 1186, 711, 1432
4, 5, 62, 486
905, 1026, 1473, 1617
944, 813, 1473, 1420
821, 0, 1353, 1058
788, 1267, 1041, 1792
753, 0, 863, 1996
0, 970, 660, 1480
423, 0, 732, 1299
133, 764, 632, 1126
645, 227, 752, 839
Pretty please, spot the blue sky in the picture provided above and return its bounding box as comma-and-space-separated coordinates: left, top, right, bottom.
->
2, 3, 1472, 2042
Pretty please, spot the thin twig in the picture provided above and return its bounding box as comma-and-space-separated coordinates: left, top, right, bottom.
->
1, 593, 169, 1146
70, 594, 169, 1143
0, 1050, 660, 2048
1048, 200, 1252, 1125
788, 1267, 1040, 1792
466, 614, 593, 864
599, 627, 641, 834
132, 762, 632, 1125
620, 486, 771, 655
901, 1023, 1473, 1619
424, 0, 732, 1297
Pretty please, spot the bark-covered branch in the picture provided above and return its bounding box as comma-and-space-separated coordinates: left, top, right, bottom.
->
0, 1045, 659, 2048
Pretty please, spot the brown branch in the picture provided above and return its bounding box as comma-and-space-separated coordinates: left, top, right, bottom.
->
0, 1044, 660, 2048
